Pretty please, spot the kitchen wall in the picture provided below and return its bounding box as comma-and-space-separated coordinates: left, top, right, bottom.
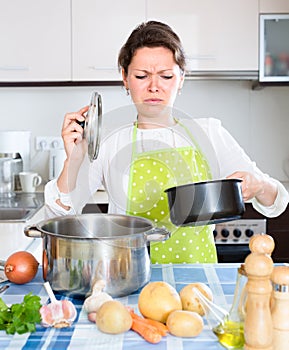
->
1, 80, 289, 184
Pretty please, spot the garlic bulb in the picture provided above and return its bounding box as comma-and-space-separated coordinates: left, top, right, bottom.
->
83, 280, 112, 314
40, 282, 77, 328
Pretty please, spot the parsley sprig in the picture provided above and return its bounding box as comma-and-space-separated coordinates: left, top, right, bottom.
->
0, 292, 42, 334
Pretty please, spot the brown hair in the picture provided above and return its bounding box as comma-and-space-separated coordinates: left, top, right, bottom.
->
118, 21, 186, 76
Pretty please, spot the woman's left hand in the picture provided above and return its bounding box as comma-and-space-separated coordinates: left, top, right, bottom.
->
226, 171, 265, 202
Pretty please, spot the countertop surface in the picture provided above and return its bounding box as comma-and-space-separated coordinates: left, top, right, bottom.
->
0, 263, 240, 350
0, 193, 45, 261
0, 192, 44, 209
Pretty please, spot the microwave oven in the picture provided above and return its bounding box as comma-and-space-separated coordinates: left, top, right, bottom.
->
259, 14, 289, 82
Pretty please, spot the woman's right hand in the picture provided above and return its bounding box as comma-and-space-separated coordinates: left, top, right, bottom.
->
61, 106, 89, 162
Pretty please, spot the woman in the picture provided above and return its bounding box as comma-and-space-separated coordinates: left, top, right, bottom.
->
45, 21, 289, 263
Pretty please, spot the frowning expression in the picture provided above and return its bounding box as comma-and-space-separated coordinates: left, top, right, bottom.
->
122, 46, 184, 121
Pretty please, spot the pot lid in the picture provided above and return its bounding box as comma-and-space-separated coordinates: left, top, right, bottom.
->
83, 91, 102, 162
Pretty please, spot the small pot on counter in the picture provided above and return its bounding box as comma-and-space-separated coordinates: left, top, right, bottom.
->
24, 213, 170, 298
165, 179, 245, 226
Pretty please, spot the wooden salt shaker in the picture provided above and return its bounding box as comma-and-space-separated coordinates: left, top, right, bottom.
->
271, 265, 289, 350
244, 252, 274, 350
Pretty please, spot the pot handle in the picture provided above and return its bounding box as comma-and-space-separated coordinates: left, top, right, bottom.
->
145, 227, 171, 243
24, 225, 43, 238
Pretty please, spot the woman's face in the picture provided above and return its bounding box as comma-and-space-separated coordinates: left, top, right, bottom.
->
122, 46, 184, 124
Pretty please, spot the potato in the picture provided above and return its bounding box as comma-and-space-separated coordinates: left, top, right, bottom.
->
95, 300, 132, 334
138, 281, 182, 323
167, 310, 204, 337
179, 282, 213, 316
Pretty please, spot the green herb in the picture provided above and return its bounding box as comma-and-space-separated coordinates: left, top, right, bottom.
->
0, 292, 42, 334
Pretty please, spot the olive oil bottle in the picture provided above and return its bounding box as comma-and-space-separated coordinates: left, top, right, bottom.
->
212, 266, 247, 349
194, 266, 247, 349
213, 320, 244, 349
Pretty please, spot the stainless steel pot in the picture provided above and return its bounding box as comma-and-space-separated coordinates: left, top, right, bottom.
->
165, 179, 245, 226
24, 214, 170, 298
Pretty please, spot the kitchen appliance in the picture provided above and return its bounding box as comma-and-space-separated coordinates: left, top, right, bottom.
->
0, 156, 15, 197
0, 131, 30, 170
49, 149, 66, 180
0, 131, 31, 193
24, 213, 170, 298
165, 179, 245, 226
214, 218, 267, 263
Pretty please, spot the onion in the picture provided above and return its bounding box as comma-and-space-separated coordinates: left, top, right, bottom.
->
4, 251, 39, 284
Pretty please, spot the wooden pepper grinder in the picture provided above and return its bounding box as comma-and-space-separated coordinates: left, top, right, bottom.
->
249, 233, 275, 256
244, 251, 274, 350
249, 233, 276, 310
271, 265, 289, 350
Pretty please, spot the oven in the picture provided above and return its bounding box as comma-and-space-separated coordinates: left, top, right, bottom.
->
214, 219, 267, 263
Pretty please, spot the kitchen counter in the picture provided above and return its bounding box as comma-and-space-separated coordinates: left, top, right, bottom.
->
0, 192, 44, 210
0, 263, 240, 350
0, 193, 45, 261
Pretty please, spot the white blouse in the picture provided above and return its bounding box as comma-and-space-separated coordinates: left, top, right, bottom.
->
44, 117, 289, 219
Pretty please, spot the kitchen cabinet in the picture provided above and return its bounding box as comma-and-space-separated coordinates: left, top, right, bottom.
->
0, 0, 71, 82
258, 1, 289, 83
259, 14, 289, 82
3, 1, 289, 83
259, 0, 289, 13
146, 0, 259, 72
0, 204, 44, 261
71, 0, 146, 81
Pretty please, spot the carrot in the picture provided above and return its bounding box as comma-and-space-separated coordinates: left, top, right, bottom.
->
127, 307, 168, 336
131, 318, 162, 344
143, 318, 168, 336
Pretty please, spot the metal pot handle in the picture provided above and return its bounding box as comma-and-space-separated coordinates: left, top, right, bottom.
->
24, 225, 43, 238
145, 227, 171, 242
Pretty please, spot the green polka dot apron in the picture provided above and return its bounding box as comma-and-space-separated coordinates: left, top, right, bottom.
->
126, 121, 218, 264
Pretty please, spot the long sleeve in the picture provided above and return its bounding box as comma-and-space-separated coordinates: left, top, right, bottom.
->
195, 117, 289, 217
44, 179, 76, 218
44, 119, 289, 219
44, 154, 103, 218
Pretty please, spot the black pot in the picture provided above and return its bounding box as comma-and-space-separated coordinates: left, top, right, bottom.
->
165, 179, 245, 226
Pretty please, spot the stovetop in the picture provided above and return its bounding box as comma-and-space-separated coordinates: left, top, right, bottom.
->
214, 218, 267, 244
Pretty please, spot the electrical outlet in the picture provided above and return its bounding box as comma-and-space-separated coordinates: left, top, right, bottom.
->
36, 136, 64, 151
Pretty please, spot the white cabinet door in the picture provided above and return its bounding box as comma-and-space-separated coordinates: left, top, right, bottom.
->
0, 0, 71, 82
147, 0, 259, 72
72, 0, 146, 81
259, 0, 289, 13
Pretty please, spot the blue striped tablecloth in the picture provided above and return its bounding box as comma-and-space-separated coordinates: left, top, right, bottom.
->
0, 263, 240, 350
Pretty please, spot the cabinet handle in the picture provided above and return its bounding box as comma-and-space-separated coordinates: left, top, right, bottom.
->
187, 55, 216, 61
0, 65, 29, 71
88, 66, 116, 71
